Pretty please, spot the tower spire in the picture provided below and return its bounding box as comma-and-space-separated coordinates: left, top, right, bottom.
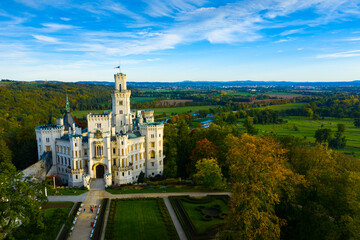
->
65, 94, 70, 113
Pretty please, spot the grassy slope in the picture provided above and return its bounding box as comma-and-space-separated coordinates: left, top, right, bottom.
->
252, 116, 360, 157
110, 199, 171, 240
256, 103, 306, 110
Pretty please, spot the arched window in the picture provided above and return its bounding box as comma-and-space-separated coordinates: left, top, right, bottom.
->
150, 151, 155, 159
159, 150, 161, 157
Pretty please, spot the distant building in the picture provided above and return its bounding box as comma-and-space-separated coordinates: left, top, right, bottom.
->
201, 120, 212, 128
35, 73, 164, 188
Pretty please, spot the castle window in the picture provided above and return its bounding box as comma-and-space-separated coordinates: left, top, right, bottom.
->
152, 172, 154, 175
159, 151, 161, 157
119, 101, 123, 105
122, 172, 124, 176
56, 146, 59, 152
151, 142, 155, 148
61, 157, 63, 164
121, 141, 124, 145
75, 151, 77, 157
97, 123, 101, 129
136, 165, 138, 169
128, 171, 130, 175
143, 152, 145, 159
117, 172, 118, 176
120, 110, 123, 114
76, 175, 78, 179
159, 134, 161, 137
131, 145, 133, 151
46, 138, 50, 143
151, 162, 155, 167
46, 146, 51, 152
135, 155, 138, 161
151, 134, 154, 138
140, 164, 142, 168
139, 153, 141, 160
76, 161, 78, 169
122, 149, 124, 155
39, 146, 42, 152
113, 159, 116, 165
143, 143, 145, 148
159, 161, 162, 165
150, 151, 155, 159
75, 143, 77, 147
39, 138, 41, 142
122, 159, 124, 167
84, 149, 87, 156
113, 148, 116, 154
79, 151, 81, 157
159, 141, 161, 147
131, 155, 133, 163
135, 144, 137, 150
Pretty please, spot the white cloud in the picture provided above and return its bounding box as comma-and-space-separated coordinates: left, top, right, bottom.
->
32, 34, 59, 43
317, 50, 360, 58
280, 28, 304, 36
42, 23, 76, 31
60, 17, 71, 21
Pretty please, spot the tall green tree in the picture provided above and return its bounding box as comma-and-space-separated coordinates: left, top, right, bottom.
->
193, 158, 225, 190
0, 146, 47, 239
176, 120, 192, 178
163, 124, 178, 178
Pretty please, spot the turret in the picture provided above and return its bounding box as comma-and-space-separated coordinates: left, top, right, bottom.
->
115, 73, 127, 92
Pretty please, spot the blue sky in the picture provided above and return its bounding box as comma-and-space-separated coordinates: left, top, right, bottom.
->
1, 0, 360, 82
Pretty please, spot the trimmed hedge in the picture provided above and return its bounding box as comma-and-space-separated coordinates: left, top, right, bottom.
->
58, 201, 82, 240
169, 195, 229, 240
91, 198, 109, 240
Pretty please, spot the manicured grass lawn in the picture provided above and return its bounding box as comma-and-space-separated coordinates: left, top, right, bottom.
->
251, 116, 360, 157
256, 103, 306, 110
106, 199, 173, 240
13, 201, 74, 240
47, 188, 88, 196
131, 96, 157, 103
181, 198, 228, 235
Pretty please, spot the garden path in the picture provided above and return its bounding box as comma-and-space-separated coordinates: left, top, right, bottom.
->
164, 197, 187, 240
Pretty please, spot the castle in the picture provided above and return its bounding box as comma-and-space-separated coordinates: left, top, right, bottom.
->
35, 73, 164, 188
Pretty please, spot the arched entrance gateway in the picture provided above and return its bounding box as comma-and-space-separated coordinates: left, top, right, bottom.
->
95, 164, 105, 178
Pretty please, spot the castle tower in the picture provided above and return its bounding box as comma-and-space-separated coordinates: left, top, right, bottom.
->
111, 73, 132, 133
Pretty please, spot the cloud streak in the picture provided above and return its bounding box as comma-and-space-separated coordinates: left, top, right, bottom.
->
317, 50, 360, 58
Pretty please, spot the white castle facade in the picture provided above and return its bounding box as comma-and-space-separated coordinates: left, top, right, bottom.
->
35, 73, 164, 188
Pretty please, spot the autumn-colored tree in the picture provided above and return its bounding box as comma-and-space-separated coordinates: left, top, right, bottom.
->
193, 158, 225, 190
189, 138, 218, 176
223, 134, 303, 240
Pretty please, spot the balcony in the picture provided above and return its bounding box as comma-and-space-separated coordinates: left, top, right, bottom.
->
113, 165, 133, 172
67, 168, 85, 174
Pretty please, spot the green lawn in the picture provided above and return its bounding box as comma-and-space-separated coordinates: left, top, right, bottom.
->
47, 188, 88, 196
13, 201, 74, 240
251, 116, 360, 157
106, 199, 173, 240
72, 109, 107, 118
256, 103, 306, 110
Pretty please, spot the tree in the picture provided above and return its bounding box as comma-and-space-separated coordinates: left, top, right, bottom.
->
176, 120, 192, 178
314, 128, 332, 143
137, 171, 145, 183
281, 145, 360, 239
0, 158, 47, 238
337, 123, 346, 133
163, 124, 178, 178
243, 116, 258, 135
0, 138, 12, 164
189, 138, 218, 176
192, 158, 225, 190
223, 134, 303, 240
354, 118, 360, 128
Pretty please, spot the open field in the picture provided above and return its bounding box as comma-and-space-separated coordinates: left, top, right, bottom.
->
131, 96, 157, 103
47, 187, 88, 196
72, 105, 217, 118
105, 199, 176, 240
256, 103, 306, 110
13, 201, 74, 240
250, 117, 360, 157
153, 105, 216, 116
